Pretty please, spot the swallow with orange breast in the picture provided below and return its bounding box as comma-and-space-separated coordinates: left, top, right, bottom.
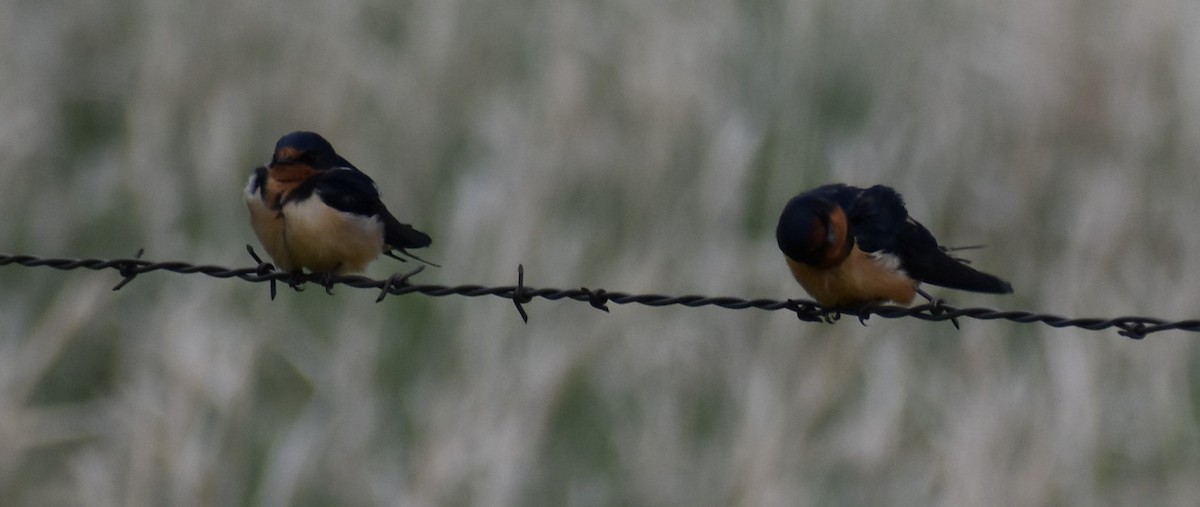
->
245, 131, 435, 278
775, 184, 1012, 309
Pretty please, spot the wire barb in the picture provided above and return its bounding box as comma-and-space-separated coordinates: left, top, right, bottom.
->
916, 286, 960, 330
512, 264, 531, 323
245, 245, 278, 300
376, 265, 425, 303
111, 248, 146, 291
2, 251, 1199, 339
1119, 323, 1147, 340
581, 288, 611, 313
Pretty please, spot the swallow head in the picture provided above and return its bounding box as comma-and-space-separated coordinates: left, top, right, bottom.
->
270, 131, 353, 172
776, 194, 853, 267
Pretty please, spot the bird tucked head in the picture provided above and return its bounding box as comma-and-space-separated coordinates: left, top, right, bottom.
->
270, 131, 354, 171
776, 194, 853, 267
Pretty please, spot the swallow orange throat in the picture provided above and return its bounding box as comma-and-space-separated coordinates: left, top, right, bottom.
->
268, 164, 317, 183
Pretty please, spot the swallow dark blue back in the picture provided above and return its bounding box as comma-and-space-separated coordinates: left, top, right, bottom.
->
847, 184, 1012, 294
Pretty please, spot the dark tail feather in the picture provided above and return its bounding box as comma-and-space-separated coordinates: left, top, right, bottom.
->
379, 209, 436, 266
380, 207, 433, 248
384, 249, 440, 268
913, 250, 1013, 294
386, 223, 432, 249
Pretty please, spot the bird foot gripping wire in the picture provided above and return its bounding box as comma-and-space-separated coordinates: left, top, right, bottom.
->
834, 304, 870, 326
785, 299, 836, 323
244, 245, 323, 297
853, 309, 870, 326
318, 264, 343, 295
284, 276, 308, 294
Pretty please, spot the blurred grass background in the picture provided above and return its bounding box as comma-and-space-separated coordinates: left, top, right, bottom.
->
2, 0, 1200, 505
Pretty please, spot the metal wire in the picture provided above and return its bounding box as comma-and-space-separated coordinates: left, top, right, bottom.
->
1, 248, 1195, 340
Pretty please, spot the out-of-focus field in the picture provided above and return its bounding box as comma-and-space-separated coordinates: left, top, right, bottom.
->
2, 0, 1199, 505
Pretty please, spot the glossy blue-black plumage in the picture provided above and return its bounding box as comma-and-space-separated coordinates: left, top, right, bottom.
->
272, 131, 355, 170
274, 131, 432, 250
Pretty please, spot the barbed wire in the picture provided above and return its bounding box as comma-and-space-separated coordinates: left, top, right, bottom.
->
1, 248, 1196, 340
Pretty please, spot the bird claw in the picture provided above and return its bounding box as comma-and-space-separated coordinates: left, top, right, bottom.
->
286, 274, 307, 292
856, 311, 870, 326
318, 264, 342, 295
786, 299, 833, 323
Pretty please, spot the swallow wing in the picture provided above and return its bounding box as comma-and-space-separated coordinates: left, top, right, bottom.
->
845, 185, 908, 252
848, 185, 1012, 294
298, 167, 383, 216
313, 168, 432, 248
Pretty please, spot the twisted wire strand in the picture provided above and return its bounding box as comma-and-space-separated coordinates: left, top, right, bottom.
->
1, 249, 1195, 340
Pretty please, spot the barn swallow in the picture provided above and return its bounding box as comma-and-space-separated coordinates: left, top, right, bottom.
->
244, 131, 434, 276
775, 184, 1012, 309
